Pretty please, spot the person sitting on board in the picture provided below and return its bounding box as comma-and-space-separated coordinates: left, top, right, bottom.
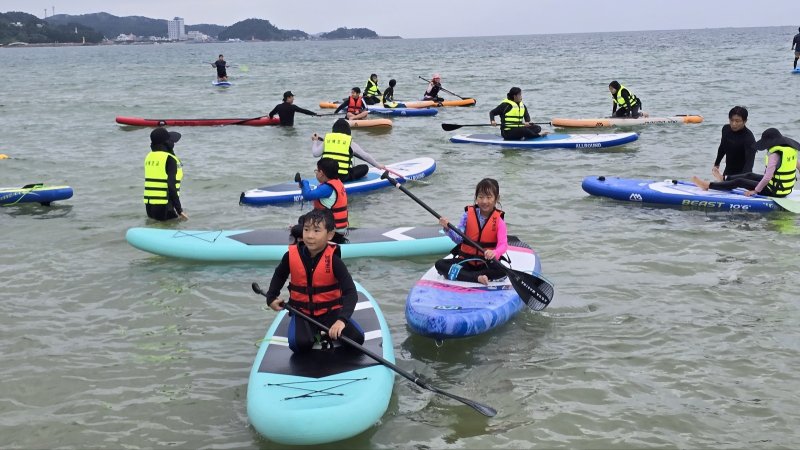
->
291, 158, 349, 245
711, 106, 756, 181
692, 128, 800, 198
268, 91, 319, 126
333, 87, 369, 120
212, 54, 229, 82
435, 178, 508, 286
793, 27, 800, 69
143, 127, 188, 221
363, 74, 382, 105
489, 87, 550, 141
382, 79, 397, 106
423, 73, 444, 102
312, 118, 386, 182
608, 80, 642, 118
264, 208, 365, 353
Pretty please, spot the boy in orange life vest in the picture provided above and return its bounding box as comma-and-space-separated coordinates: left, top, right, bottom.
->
265, 209, 365, 353
292, 157, 349, 244
333, 87, 369, 120
434, 178, 508, 286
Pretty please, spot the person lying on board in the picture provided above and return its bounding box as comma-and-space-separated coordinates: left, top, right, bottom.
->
489, 87, 549, 141
311, 119, 385, 182
435, 178, 508, 286
268, 91, 319, 126
693, 128, 800, 197
265, 209, 364, 353
363, 74, 382, 105
292, 158, 349, 245
422, 73, 444, 102
333, 87, 369, 120
711, 106, 756, 181
609, 80, 642, 118
212, 54, 229, 81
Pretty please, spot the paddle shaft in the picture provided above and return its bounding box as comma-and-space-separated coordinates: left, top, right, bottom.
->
418, 76, 467, 99
251, 283, 496, 417
442, 122, 550, 131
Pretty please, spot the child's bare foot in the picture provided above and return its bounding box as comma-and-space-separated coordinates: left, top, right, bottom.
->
477, 275, 489, 286
711, 166, 723, 181
692, 176, 710, 191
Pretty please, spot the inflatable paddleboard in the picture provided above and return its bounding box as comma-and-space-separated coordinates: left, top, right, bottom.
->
248, 281, 394, 445
115, 116, 280, 127
240, 157, 436, 206
792, 68, 800, 74
212, 80, 232, 87
347, 118, 392, 128
0, 184, 73, 206
406, 238, 541, 340
320, 98, 476, 109
367, 106, 438, 117
126, 226, 453, 261
450, 132, 638, 149
582, 175, 800, 213
551, 115, 704, 128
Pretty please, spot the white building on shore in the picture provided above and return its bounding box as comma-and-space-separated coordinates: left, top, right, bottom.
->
167, 17, 186, 41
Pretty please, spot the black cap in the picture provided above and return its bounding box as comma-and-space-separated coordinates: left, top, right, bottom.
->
754, 128, 786, 150
283, 90, 294, 100
150, 127, 182, 145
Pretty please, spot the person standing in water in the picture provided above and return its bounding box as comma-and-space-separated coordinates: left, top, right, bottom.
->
792, 27, 800, 69
268, 91, 319, 126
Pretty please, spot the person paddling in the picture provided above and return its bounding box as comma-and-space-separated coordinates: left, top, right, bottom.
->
363, 74, 382, 105
792, 27, 800, 69
212, 54, 229, 82
268, 91, 318, 126
334, 87, 369, 120
292, 158, 349, 244
311, 119, 385, 182
423, 74, 444, 102
489, 87, 549, 141
608, 80, 642, 118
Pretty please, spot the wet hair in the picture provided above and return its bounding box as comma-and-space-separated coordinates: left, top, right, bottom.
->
352, 87, 361, 94
302, 208, 335, 232
317, 157, 340, 179
609, 80, 621, 90
506, 87, 522, 100
474, 178, 500, 202
332, 118, 351, 135
370, 73, 378, 79
389, 79, 396, 87
728, 105, 748, 121
218, 54, 223, 58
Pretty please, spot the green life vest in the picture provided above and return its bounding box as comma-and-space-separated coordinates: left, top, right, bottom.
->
764, 145, 798, 196
501, 99, 526, 131
614, 85, 639, 108
322, 132, 353, 177
144, 151, 182, 205
365, 79, 380, 97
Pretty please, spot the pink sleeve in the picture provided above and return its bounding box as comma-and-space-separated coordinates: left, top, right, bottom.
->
493, 217, 508, 259
755, 153, 780, 193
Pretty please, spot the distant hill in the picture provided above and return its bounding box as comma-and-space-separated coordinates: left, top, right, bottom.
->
218, 18, 308, 41
0, 11, 103, 44
320, 27, 378, 40
46, 12, 167, 38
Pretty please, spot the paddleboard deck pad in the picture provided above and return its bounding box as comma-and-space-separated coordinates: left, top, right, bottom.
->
449, 132, 638, 149
0, 184, 73, 206
551, 115, 704, 128
240, 157, 436, 205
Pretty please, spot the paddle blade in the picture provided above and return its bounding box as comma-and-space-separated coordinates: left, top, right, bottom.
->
506, 269, 554, 311
441, 123, 463, 131
419, 380, 498, 417
774, 197, 800, 214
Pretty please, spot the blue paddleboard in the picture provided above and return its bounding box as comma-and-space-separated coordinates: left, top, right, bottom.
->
212, 80, 232, 87
450, 132, 638, 149
367, 106, 438, 117
0, 184, 73, 206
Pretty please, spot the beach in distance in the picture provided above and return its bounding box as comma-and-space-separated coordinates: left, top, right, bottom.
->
2, 26, 800, 449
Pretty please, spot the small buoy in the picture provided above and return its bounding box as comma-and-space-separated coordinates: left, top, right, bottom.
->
0, 154, 9, 159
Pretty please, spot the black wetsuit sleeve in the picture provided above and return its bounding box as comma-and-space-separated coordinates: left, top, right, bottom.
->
524, 108, 531, 122
265, 252, 291, 304
714, 126, 727, 167
268, 104, 280, 118
165, 155, 182, 214
334, 100, 347, 114
293, 104, 317, 116
742, 129, 756, 173
332, 256, 358, 321
489, 103, 510, 121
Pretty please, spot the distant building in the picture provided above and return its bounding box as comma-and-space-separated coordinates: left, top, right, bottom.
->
167, 17, 186, 41
187, 30, 209, 42
115, 33, 137, 42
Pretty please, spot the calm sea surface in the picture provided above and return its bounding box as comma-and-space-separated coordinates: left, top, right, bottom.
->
2, 26, 800, 449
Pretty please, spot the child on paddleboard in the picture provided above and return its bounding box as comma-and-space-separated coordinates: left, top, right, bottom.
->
265, 209, 364, 353
435, 178, 508, 286
291, 157, 349, 245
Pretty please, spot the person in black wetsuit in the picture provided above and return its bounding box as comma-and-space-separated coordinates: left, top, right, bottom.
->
489, 87, 549, 141
143, 127, 188, 221
608, 80, 642, 118
792, 27, 800, 69
268, 91, 318, 126
212, 54, 228, 81
382, 79, 396, 104
712, 106, 756, 180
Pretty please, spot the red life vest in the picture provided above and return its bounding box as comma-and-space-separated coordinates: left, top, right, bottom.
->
458, 205, 504, 261
347, 96, 365, 114
313, 179, 348, 229
287, 244, 343, 316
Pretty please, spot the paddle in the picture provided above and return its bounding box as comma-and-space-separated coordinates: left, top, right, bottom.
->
774, 197, 800, 213
442, 122, 551, 132
380, 172, 554, 311
228, 115, 269, 126
251, 282, 497, 417
418, 76, 471, 100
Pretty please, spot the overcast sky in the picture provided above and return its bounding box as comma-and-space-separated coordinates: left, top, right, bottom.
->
4, 0, 798, 38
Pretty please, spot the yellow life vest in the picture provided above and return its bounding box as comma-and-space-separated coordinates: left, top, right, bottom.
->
322, 132, 353, 177
501, 99, 526, 130
764, 145, 798, 196
365, 79, 380, 97
614, 85, 639, 108
144, 151, 182, 205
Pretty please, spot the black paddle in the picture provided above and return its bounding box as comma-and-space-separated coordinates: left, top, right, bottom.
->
442, 123, 551, 132
227, 115, 269, 126
381, 173, 554, 311
418, 76, 471, 100
251, 282, 497, 417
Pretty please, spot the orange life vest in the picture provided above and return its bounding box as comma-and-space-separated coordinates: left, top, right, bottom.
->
458, 205, 504, 261
287, 244, 343, 316
313, 179, 348, 230
347, 96, 365, 114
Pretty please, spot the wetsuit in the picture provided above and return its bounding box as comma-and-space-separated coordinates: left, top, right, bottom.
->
714, 124, 756, 178
268, 102, 317, 126
213, 60, 227, 78
489, 101, 542, 141
423, 82, 443, 102
382, 86, 394, 103
793, 33, 800, 68
144, 145, 183, 221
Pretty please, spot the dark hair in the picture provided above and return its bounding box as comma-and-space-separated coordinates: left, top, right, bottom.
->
475, 178, 500, 201
218, 54, 223, 57
303, 208, 335, 232
609, 80, 621, 90
389, 79, 396, 87
352, 87, 361, 94
317, 157, 340, 179
332, 118, 351, 135
506, 87, 522, 100
370, 73, 378, 79
728, 105, 748, 121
